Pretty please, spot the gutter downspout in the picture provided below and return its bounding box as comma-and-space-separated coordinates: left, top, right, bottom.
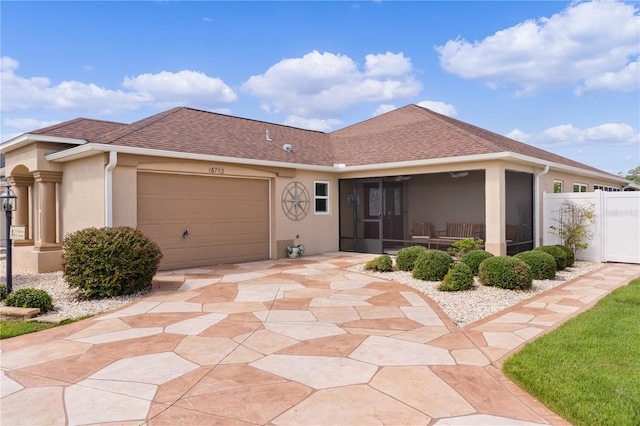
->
105, 151, 117, 227
533, 165, 550, 248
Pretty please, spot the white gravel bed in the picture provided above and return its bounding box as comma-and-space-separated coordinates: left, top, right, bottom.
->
0, 262, 145, 322
349, 260, 602, 326
1, 256, 601, 326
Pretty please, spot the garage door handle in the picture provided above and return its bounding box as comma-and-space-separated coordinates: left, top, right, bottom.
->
183, 229, 190, 239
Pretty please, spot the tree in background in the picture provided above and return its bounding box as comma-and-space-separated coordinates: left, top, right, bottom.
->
618, 165, 640, 184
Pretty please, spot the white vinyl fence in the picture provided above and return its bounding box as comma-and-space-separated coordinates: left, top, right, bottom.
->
543, 191, 640, 264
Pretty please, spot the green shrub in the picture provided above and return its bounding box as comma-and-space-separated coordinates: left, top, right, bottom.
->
412, 250, 454, 281
461, 250, 495, 275
5, 288, 54, 313
439, 262, 474, 291
0, 285, 7, 301
534, 245, 567, 270
515, 251, 556, 280
396, 246, 426, 271
447, 238, 484, 257
478, 256, 533, 290
364, 255, 393, 272
62, 226, 163, 299
555, 244, 575, 267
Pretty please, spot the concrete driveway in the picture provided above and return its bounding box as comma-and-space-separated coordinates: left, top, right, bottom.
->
2, 252, 638, 425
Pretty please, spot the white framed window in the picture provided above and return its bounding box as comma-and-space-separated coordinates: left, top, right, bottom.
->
594, 184, 621, 192
573, 183, 587, 193
314, 181, 329, 214
553, 180, 563, 193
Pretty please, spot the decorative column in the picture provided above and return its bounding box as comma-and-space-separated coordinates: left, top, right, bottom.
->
33, 171, 63, 252
484, 164, 506, 256
7, 175, 34, 246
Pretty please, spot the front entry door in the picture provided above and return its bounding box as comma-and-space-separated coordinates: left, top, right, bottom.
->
354, 179, 382, 253
383, 182, 404, 249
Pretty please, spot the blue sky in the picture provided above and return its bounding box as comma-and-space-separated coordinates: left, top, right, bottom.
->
1, 1, 638, 175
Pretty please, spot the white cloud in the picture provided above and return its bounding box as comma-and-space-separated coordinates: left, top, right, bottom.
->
243, 50, 422, 118
123, 70, 237, 109
3, 117, 61, 132
416, 100, 457, 116
437, 1, 640, 95
283, 115, 342, 132
364, 52, 412, 77
0, 57, 237, 114
508, 122, 639, 147
576, 59, 640, 95
373, 104, 397, 116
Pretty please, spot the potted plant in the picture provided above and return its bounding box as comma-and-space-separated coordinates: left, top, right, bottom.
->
287, 244, 305, 259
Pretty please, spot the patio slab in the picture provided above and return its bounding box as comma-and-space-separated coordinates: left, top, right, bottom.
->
1, 253, 638, 425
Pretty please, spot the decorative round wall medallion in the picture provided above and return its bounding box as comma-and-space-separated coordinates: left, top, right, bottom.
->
281, 181, 310, 221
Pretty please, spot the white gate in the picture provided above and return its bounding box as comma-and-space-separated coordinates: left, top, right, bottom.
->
543, 191, 640, 264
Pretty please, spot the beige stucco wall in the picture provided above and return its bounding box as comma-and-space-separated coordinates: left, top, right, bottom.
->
274, 170, 340, 257
60, 154, 106, 235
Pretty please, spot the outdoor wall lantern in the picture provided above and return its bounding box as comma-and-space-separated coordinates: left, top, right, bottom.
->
1, 183, 17, 294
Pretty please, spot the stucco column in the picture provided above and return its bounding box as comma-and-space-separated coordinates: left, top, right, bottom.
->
7, 175, 34, 246
33, 171, 63, 252
484, 164, 506, 256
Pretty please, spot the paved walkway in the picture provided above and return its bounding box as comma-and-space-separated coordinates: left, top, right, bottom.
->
1, 253, 639, 425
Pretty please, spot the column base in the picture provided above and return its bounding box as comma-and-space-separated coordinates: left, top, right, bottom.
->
34, 242, 62, 253
484, 241, 506, 257
13, 245, 63, 273
14, 239, 34, 247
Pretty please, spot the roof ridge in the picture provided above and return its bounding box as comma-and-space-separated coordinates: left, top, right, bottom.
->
180, 106, 327, 135
97, 107, 186, 144
30, 117, 123, 135
411, 105, 504, 153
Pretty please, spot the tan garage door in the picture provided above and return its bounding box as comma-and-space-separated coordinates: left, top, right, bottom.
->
137, 172, 270, 270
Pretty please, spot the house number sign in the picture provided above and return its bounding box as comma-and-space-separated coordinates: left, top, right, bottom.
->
209, 167, 225, 174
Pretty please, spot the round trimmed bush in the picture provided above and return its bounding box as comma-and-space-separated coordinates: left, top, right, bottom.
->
365, 255, 393, 272
478, 256, 533, 290
62, 226, 163, 299
534, 245, 567, 270
461, 250, 495, 276
439, 262, 474, 291
396, 246, 426, 271
515, 250, 556, 280
555, 245, 575, 267
412, 250, 454, 281
5, 288, 54, 313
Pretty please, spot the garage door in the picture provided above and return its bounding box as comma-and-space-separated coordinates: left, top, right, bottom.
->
137, 173, 270, 270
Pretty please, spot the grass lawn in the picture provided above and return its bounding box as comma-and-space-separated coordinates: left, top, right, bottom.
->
503, 278, 640, 426
0, 319, 57, 339
0, 315, 93, 339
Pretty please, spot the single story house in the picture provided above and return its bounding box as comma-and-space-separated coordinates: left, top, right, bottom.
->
1, 104, 633, 272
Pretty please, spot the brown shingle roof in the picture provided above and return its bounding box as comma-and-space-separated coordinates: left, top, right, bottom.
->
96, 107, 335, 166
30, 118, 127, 142
329, 105, 611, 175
24, 104, 614, 177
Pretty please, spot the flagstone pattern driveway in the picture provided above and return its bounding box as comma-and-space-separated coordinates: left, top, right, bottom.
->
2, 253, 639, 425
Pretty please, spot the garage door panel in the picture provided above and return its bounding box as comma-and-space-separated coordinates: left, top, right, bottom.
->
138, 173, 269, 270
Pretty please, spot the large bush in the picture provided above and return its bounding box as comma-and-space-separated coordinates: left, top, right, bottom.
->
365, 255, 393, 272
5, 288, 54, 313
461, 250, 495, 276
534, 245, 567, 270
555, 244, 575, 267
439, 262, 474, 291
478, 256, 533, 290
412, 250, 454, 281
515, 250, 556, 280
396, 246, 426, 271
447, 238, 484, 257
62, 226, 163, 299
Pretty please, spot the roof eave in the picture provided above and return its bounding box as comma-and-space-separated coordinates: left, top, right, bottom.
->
44, 143, 340, 172
1, 134, 87, 153
44, 144, 631, 185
